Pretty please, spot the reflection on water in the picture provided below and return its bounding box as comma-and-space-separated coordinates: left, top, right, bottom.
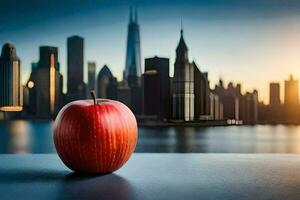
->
0, 121, 56, 154
8, 121, 30, 153
2, 121, 300, 153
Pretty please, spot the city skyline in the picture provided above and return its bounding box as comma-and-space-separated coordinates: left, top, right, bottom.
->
0, 12, 298, 124
2, 1, 300, 103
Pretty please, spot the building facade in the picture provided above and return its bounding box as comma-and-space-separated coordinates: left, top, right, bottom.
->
239, 90, 258, 124
117, 76, 132, 108
172, 30, 194, 121
97, 65, 117, 99
214, 80, 258, 124
269, 82, 281, 106
67, 35, 84, 99
214, 81, 240, 122
0, 43, 23, 112
143, 70, 161, 117
87, 62, 96, 96
284, 75, 298, 106
193, 62, 210, 120
209, 92, 223, 120
26, 46, 63, 119
124, 8, 142, 87
144, 56, 170, 120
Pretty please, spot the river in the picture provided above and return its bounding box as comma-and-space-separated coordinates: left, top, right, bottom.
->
1, 120, 300, 153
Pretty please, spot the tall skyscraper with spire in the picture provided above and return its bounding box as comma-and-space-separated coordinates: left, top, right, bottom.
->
124, 7, 142, 87
172, 28, 194, 121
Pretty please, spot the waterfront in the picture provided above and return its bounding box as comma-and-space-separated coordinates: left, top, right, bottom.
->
1, 121, 300, 153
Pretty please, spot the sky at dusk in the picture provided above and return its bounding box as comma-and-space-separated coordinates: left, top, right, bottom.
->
1, 0, 300, 103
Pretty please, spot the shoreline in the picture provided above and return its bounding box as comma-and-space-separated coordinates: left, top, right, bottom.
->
138, 120, 230, 127
2, 119, 300, 127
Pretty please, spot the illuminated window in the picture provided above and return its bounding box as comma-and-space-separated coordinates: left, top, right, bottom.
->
50, 54, 55, 114
28, 81, 34, 89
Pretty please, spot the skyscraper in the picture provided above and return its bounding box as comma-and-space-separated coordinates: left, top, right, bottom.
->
172, 29, 194, 121
87, 62, 96, 96
239, 90, 258, 124
97, 65, 117, 99
284, 75, 298, 106
27, 46, 63, 118
67, 35, 84, 99
0, 43, 23, 112
193, 62, 210, 120
269, 82, 281, 105
124, 8, 142, 87
143, 70, 161, 117
117, 72, 131, 108
214, 81, 240, 121
144, 56, 170, 120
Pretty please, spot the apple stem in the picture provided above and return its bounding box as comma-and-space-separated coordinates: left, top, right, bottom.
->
90, 90, 96, 105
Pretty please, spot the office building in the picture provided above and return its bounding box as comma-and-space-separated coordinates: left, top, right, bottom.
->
193, 62, 210, 120
27, 46, 63, 118
269, 83, 281, 106
67, 35, 84, 99
143, 70, 161, 118
97, 65, 117, 99
117, 74, 131, 108
209, 92, 223, 120
172, 29, 194, 121
239, 90, 258, 124
144, 56, 170, 120
284, 75, 298, 106
0, 43, 22, 112
124, 8, 142, 87
214, 80, 240, 121
87, 62, 96, 96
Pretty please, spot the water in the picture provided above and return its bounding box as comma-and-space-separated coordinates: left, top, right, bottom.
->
1, 120, 300, 154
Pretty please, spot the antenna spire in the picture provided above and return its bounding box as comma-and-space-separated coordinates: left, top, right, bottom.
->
129, 6, 133, 23
135, 7, 138, 23
180, 18, 183, 36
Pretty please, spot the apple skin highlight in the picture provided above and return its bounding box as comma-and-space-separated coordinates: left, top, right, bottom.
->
53, 98, 138, 174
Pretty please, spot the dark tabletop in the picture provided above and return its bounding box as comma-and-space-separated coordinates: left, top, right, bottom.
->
1, 154, 300, 200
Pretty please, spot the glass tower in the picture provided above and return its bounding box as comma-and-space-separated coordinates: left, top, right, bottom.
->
124, 8, 142, 87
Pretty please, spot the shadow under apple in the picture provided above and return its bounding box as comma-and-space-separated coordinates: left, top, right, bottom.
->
59, 172, 138, 200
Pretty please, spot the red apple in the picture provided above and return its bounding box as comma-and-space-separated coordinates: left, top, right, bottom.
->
53, 91, 138, 174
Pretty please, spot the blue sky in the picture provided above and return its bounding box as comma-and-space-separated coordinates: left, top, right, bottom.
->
1, 0, 300, 103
